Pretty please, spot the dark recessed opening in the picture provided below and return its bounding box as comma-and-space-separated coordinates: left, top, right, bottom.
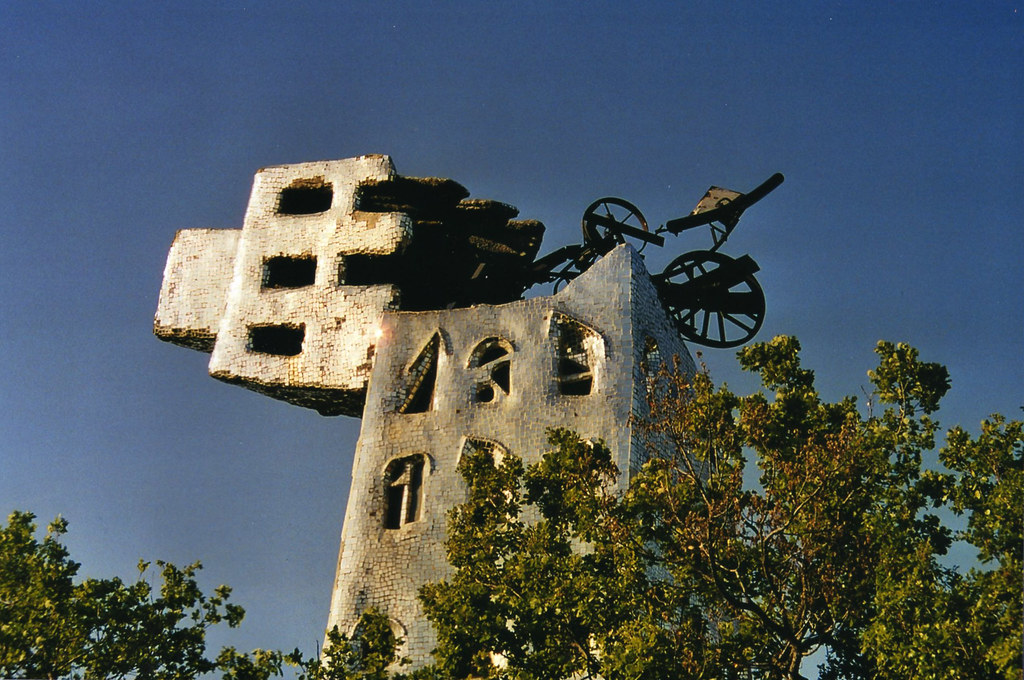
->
247, 324, 304, 356
559, 357, 588, 375
469, 338, 513, 401
384, 485, 405, 530
339, 254, 399, 286
263, 256, 316, 289
399, 335, 440, 414
402, 355, 437, 413
560, 376, 593, 396
643, 337, 661, 373
491, 361, 510, 394
278, 179, 333, 215
555, 315, 596, 396
384, 455, 426, 529
355, 176, 469, 217
478, 344, 509, 365
558, 357, 593, 395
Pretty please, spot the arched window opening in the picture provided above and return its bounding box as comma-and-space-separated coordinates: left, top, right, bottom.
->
552, 314, 599, 396
399, 334, 441, 413
383, 454, 426, 529
348, 614, 408, 660
469, 337, 513, 403
460, 438, 508, 467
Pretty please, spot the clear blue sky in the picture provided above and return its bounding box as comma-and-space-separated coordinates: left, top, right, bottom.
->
1, 0, 1020, 668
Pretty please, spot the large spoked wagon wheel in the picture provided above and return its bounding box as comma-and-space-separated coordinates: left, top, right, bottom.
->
581, 197, 650, 250
658, 250, 765, 348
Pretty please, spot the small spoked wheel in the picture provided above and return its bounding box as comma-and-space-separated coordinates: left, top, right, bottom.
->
581, 197, 649, 249
659, 250, 765, 348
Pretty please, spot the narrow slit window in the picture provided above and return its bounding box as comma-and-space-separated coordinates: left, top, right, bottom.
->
277, 177, 333, 215
553, 314, 599, 396
399, 334, 441, 413
263, 255, 316, 289
383, 454, 426, 529
643, 337, 662, 372
469, 337, 512, 403
247, 324, 304, 356
642, 336, 662, 395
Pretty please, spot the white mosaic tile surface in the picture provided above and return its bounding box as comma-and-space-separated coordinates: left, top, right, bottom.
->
154, 158, 695, 668
327, 245, 693, 665
155, 156, 409, 415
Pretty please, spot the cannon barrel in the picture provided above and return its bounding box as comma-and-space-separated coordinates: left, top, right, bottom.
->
665, 173, 784, 234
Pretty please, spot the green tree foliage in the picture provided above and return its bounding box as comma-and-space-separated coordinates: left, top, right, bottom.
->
0, 509, 283, 679
4, 337, 1018, 680
290, 610, 423, 680
420, 337, 1023, 680
0, 512, 423, 680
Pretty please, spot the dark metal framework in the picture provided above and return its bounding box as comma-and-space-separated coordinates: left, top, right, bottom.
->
528, 173, 784, 348
350, 170, 783, 349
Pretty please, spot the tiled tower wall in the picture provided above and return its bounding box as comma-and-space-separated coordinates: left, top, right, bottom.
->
209, 157, 407, 415
152, 157, 696, 669
155, 156, 409, 416
327, 246, 693, 665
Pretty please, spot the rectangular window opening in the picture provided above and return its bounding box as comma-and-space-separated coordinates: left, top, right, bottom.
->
559, 374, 593, 396
263, 255, 316, 289
247, 324, 305, 356
277, 179, 333, 215
339, 254, 399, 286
384, 455, 426, 530
384, 485, 406, 530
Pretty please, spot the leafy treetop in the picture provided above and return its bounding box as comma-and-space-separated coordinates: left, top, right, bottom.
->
420, 337, 1022, 680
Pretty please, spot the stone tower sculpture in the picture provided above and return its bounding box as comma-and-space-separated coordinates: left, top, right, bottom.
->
155, 155, 694, 667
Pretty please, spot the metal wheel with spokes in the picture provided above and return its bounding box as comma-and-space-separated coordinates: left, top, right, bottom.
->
581, 197, 650, 250
657, 250, 765, 348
